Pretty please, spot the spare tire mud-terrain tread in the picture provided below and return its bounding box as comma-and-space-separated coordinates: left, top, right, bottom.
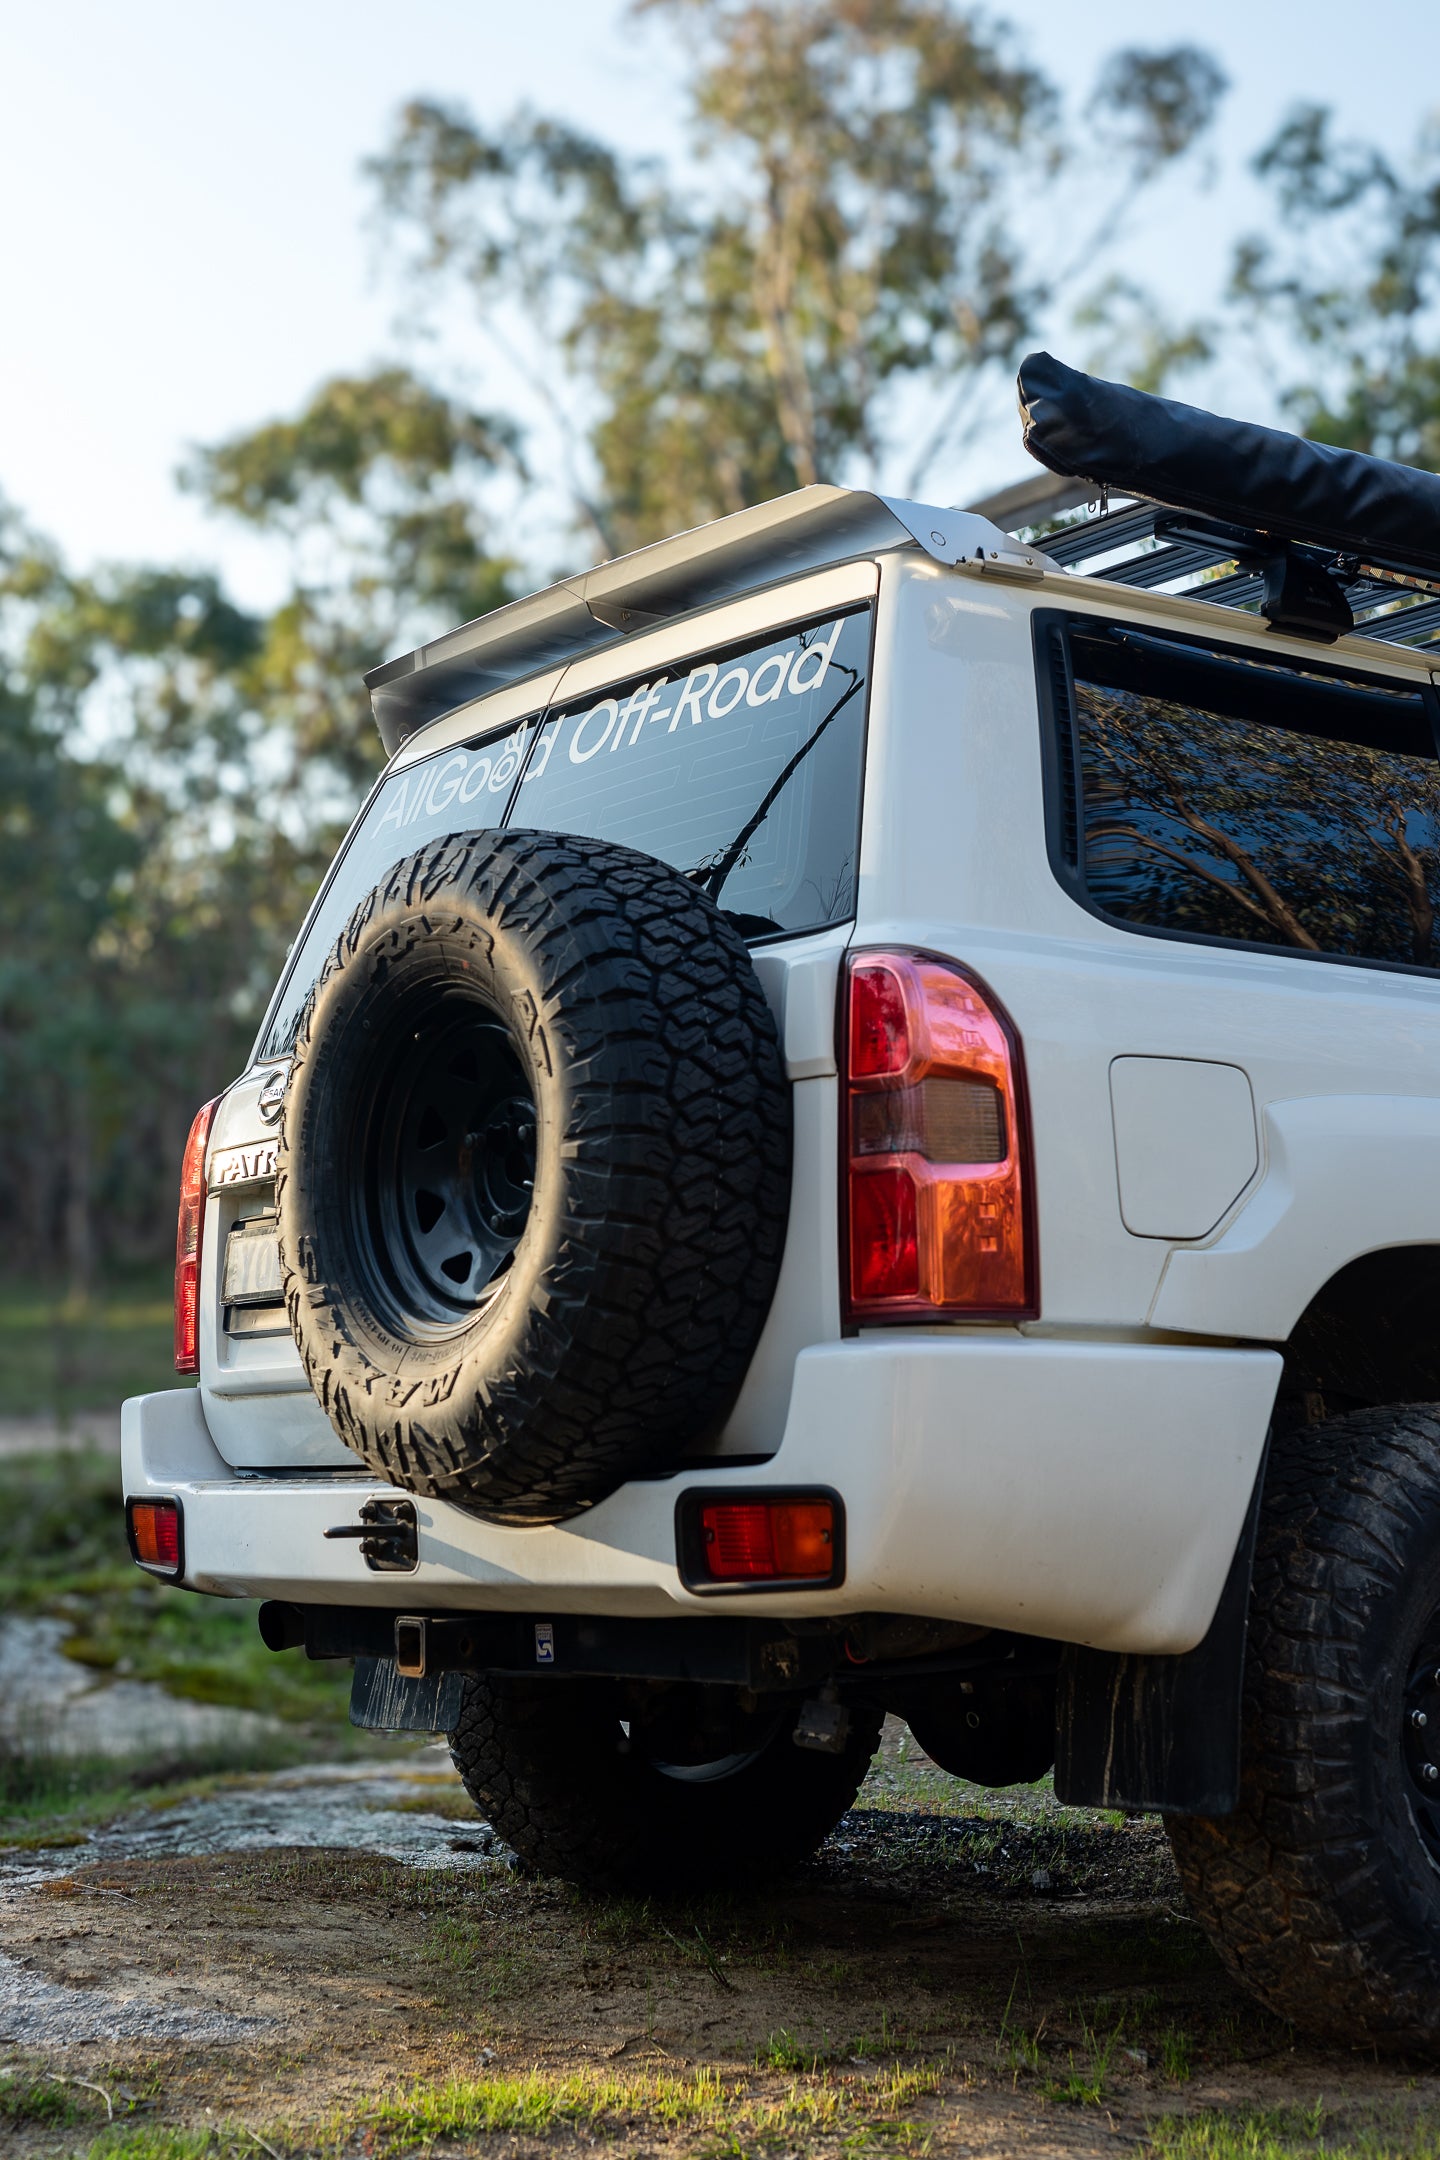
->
1168, 1404, 1440, 2052
448, 1675, 883, 1893
278, 830, 791, 1522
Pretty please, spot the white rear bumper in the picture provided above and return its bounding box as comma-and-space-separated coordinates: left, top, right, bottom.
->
123, 1334, 1279, 1656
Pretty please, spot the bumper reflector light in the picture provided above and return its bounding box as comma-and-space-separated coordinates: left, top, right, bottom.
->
700, 1499, 836, 1582
128, 1498, 181, 1574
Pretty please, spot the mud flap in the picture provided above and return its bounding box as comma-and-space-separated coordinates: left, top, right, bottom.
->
1053, 1449, 1266, 1816
350, 1655, 467, 1733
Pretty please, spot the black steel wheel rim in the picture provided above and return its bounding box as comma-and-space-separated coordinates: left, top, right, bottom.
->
365, 1007, 536, 1336
631, 1699, 789, 1785
1402, 1623, 1440, 1863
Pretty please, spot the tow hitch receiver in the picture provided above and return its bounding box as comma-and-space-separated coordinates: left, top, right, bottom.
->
323, 1497, 418, 1572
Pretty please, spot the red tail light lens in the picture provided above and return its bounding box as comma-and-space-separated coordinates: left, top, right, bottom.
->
128, 1497, 182, 1574
699, 1500, 838, 1582
843, 951, 1036, 1322
174, 1097, 220, 1374
849, 962, 910, 1076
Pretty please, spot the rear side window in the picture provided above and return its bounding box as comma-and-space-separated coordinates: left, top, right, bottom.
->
1041, 615, 1440, 974
256, 605, 870, 1060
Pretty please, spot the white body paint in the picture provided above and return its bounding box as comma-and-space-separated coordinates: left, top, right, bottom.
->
126, 491, 1440, 1656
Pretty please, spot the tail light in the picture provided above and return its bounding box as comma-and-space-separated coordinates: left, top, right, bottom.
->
701, 1500, 835, 1581
842, 950, 1036, 1322
676, 1490, 845, 1591
127, 1497, 182, 1576
174, 1097, 220, 1374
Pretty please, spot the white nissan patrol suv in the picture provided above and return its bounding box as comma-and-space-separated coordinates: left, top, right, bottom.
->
124, 353, 1440, 2049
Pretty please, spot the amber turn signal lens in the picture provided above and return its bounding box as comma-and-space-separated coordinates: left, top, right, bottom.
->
129, 1499, 181, 1573
700, 1499, 836, 1582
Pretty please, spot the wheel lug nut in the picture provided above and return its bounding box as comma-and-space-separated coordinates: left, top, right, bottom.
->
1424, 1763, 1440, 1784
1412, 1710, 1429, 1731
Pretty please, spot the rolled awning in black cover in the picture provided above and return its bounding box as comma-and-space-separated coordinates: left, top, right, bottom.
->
1017, 349, 1440, 580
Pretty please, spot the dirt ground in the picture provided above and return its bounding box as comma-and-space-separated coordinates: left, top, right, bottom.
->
3, 1725, 1439, 2160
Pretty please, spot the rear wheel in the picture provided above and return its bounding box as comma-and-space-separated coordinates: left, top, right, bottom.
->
449, 1676, 883, 1893
1169, 1404, 1440, 2052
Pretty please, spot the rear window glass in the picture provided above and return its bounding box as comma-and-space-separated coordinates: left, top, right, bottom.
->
1048, 619, 1440, 973
257, 605, 870, 1060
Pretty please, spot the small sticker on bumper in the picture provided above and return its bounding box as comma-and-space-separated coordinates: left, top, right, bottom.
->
534, 1622, 555, 1665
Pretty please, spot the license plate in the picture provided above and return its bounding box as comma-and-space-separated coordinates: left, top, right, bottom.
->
223, 1219, 284, 1307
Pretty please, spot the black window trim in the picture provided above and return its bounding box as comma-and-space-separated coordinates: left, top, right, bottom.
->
1033, 605, 1440, 986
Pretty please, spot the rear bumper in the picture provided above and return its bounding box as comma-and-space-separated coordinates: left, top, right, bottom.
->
123, 1334, 1279, 1656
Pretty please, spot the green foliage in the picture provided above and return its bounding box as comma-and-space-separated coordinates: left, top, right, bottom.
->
0, 1270, 173, 1417
0, 8, 1233, 1290
1042, 2011, 1123, 2105
0, 2069, 97, 2127
1147, 2102, 1440, 2160
1158, 2024, 1194, 2081
359, 2060, 937, 2150
371, 1, 1227, 550
187, 367, 519, 793
0, 503, 326, 1287
0, 1447, 352, 1726
1232, 104, 1440, 471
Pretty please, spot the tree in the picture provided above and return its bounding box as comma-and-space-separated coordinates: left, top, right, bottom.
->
370, 0, 1227, 556
186, 366, 521, 797
1230, 104, 1440, 468
0, 501, 329, 1294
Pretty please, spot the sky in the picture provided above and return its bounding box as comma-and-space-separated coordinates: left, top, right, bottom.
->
1, 1, 1436, 609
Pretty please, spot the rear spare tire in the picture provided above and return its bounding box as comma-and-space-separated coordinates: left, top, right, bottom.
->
277, 829, 791, 1522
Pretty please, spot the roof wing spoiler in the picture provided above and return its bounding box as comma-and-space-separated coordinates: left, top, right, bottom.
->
364, 485, 1043, 757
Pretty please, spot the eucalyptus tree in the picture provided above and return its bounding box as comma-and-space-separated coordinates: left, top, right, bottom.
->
369, 0, 1227, 556
1231, 103, 1440, 470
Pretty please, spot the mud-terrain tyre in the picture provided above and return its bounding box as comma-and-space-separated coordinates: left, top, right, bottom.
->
278, 829, 790, 1524
1168, 1405, 1440, 2052
448, 1676, 883, 1892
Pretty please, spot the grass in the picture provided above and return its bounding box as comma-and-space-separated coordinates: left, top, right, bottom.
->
0, 1447, 353, 1726
1, 2061, 166, 2132
43, 2064, 943, 2160
32, 2085, 1440, 2160
0, 1740, 323, 1846
1146, 2103, 1440, 2160
424, 1908, 534, 2000
87, 2137, 217, 2160
0, 1267, 175, 1419
0, 2068, 100, 2128
357, 2061, 942, 2151
1043, 2011, 1125, 2105
0, 1443, 362, 1841
1159, 2023, 1195, 2081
